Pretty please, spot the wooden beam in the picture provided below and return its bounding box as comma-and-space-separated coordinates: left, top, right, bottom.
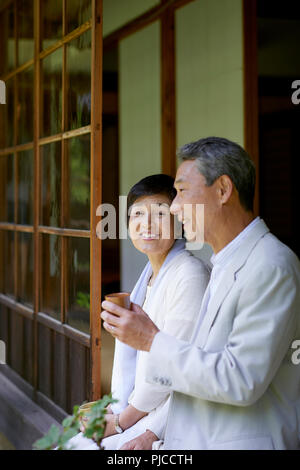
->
39, 21, 92, 60
161, 4, 176, 177
0, 293, 90, 348
38, 226, 90, 238
0, 22, 92, 82
0, 222, 34, 232
90, 0, 103, 401
0, 293, 33, 321
0, 59, 34, 82
103, 0, 195, 50
243, 0, 259, 216
0, 142, 33, 156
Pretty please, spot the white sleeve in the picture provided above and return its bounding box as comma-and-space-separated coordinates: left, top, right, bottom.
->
144, 397, 170, 440
146, 265, 299, 406
110, 339, 137, 414
129, 265, 210, 412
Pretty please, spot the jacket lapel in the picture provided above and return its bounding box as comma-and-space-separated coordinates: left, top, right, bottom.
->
195, 270, 236, 347
194, 219, 270, 348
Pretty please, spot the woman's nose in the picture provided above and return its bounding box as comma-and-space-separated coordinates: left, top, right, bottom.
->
140, 212, 154, 231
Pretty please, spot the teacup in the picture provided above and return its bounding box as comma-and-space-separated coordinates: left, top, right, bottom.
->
79, 401, 97, 432
104, 292, 131, 309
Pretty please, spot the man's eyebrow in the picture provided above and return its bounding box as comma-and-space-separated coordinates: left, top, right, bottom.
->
174, 178, 185, 185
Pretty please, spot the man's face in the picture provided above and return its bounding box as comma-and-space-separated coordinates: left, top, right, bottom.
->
170, 160, 220, 244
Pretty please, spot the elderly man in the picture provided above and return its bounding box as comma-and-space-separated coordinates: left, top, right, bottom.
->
101, 136, 300, 450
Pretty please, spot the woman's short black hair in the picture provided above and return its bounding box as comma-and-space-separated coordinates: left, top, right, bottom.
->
127, 174, 176, 225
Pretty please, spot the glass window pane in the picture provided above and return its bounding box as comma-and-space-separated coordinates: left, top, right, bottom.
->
17, 66, 34, 144
18, 149, 34, 225
0, 78, 14, 148
66, 0, 91, 34
17, 232, 33, 306
41, 49, 62, 137
66, 135, 90, 229
66, 30, 91, 130
18, 0, 34, 65
66, 237, 89, 334
41, 0, 63, 51
0, 3, 15, 75
40, 142, 61, 227
0, 230, 14, 296
40, 234, 61, 320
0, 154, 14, 223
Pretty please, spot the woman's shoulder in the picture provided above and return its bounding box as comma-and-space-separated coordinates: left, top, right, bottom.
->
171, 249, 211, 280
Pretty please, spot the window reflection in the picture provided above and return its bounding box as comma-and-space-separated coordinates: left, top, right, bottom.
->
41, 48, 62, 137
0, 230, 14, 297
17, 66, 34, 144
18, 0, 34, 66
0, 3, 15, 75
40, 142, 61, 227
40, 234, 61, 320
0, 154, 14, 223
17, 149, 33, 225
66, 237, 89, 334
66, 134, 90, 230
66, 0, 91, 33
41, 0, 63, 51
67, 30, 91, 130
0, 79, 14, 148
17, 231, 33, 307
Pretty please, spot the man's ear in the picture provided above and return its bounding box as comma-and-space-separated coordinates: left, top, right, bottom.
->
218, 175, 233, 204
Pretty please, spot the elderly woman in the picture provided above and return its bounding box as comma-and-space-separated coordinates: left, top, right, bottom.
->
67, 174, 210, 450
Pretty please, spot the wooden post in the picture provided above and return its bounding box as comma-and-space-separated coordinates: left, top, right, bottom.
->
161, 2, 176, 177
243, 0, 259, 216
33, 0, 41, 396
90, 0, 102, 401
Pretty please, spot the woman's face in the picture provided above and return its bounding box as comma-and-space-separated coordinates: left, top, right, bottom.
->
128, 193, 175, 256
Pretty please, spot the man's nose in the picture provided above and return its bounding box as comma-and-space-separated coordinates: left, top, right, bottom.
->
170, 198, 181, 215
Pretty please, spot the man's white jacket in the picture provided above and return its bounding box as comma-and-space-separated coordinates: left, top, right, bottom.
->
146, 219, 300, 450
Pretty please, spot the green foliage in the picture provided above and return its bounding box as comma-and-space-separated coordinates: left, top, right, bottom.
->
76, 291, 90, 309
32, 395, 117, 450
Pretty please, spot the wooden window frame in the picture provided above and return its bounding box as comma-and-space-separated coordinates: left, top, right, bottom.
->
0, 0, 102, 409
0, 0, 210, 413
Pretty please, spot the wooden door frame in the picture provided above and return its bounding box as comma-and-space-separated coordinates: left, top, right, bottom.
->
90, 0, 102, 400
103, 0, 195, 180
243, 0, 259, 216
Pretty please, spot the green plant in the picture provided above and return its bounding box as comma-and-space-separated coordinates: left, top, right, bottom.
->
76, 291, 90, 309
33, 394, 117, 450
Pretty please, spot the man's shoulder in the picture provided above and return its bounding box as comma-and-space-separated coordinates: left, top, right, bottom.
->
248, 231, 300, 276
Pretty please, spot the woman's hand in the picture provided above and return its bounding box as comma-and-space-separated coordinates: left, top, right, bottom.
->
105, 404, 113, 414
101, 301, 159, 351
119, 430, 159, 450
103, 413, 117, 438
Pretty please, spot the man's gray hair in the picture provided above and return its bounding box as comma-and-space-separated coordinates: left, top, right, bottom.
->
177, 136, 256, 212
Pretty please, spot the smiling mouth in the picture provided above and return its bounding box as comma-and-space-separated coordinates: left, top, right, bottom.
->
140, 233, 159, 240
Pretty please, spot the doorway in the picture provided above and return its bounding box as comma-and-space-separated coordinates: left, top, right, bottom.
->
257, 1, 300, 256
